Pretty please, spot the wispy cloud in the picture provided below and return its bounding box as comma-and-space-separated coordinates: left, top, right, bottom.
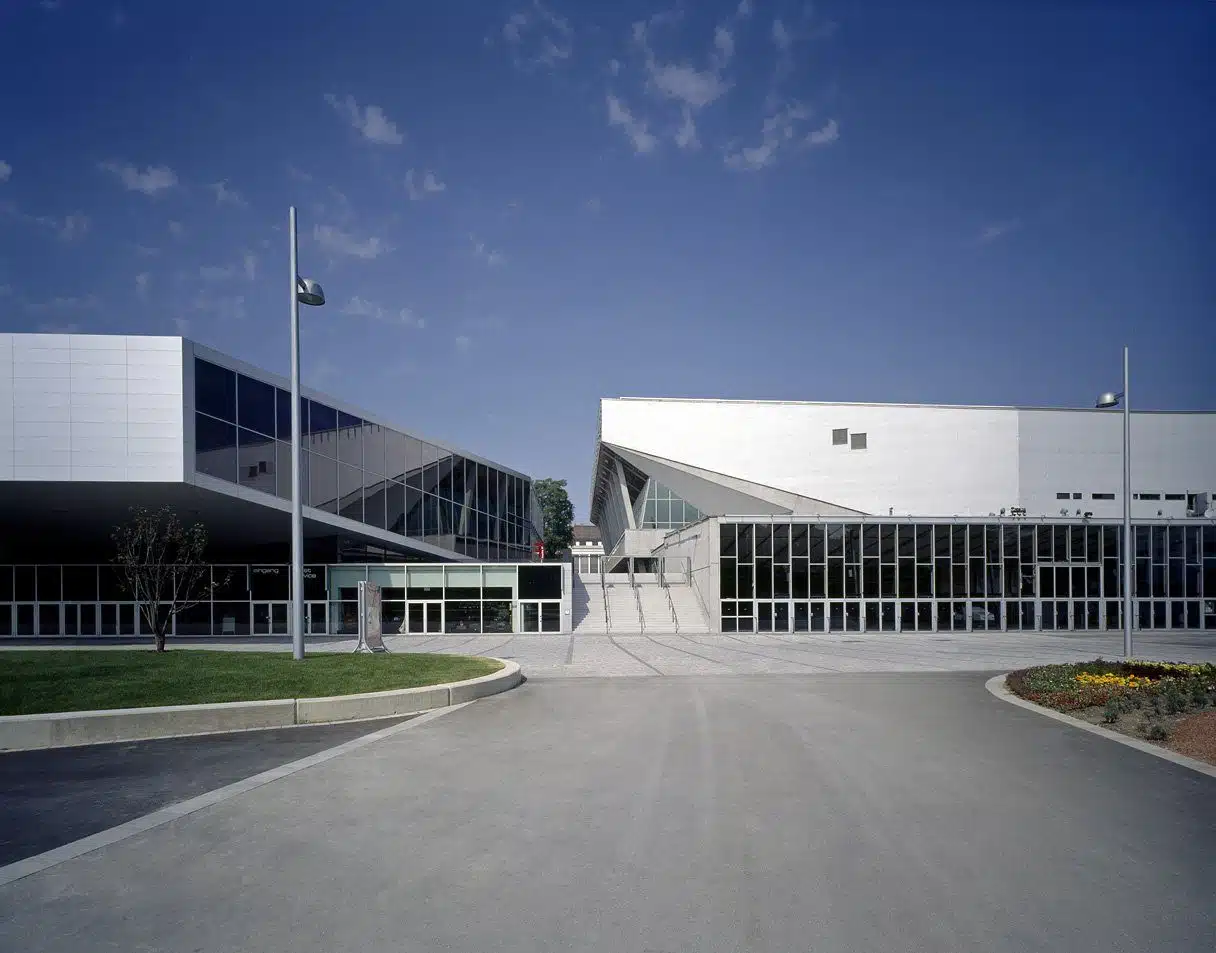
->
324, 93, 404, 145
168, 220, 185, 238
135, 272, 150, 300
209, 180, 247, 207
978, 219, 1020, 244
172, 317, 190, 336
454, 334, 472, 351
58, 213, 89, 241
725, 103, 837, 172
772, 19, 792, 52
341, 295, 425, 329
0, 201, 89, 241
736, 0, 752, 17
26, 294, 101, 314
405, 168, 446, 201
40, 0, 62, 10
606, 93, 658, 155
0, 160, 10, 182
100, 161, 178, 195
133, 243, 160, 257
312, 224, 389, 259
501, 0, 573, 70
194, 295, 246, 322
712, 25, 734, 68
243, 252, 257, 281
675, 108, 700, 151
584, 196, 603, 213
199, 264, 237, 281
286, 164, 314, 183
470, 235, 506, 267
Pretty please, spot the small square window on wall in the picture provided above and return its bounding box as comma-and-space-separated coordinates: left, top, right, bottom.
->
1092, 493, 1115, 501
1164, 493, 1185, 501
1056, 492, 1071, 500
1072, 493, 1082, 500
1140, 493, 1161, 501
832, 428, 848, 446
850, 432, 867, 450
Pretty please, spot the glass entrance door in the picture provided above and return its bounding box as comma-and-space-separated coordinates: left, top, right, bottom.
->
772, 601, 790, 633
407, 602, 443, 634
253, 602, 289, 635
521, 602, 540, 632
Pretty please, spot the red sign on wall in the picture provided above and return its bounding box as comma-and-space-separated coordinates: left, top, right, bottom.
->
533, 541, 546, 561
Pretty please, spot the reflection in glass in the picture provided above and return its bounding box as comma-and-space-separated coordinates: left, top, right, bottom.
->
307, 452, 339, 513
195, 360, 236, 421
237, 374, 276, 437
195, 413, 237, 482
237, 428, 276, 495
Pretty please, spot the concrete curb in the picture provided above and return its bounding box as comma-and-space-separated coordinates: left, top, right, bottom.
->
984, 673, 1216, 781
0, 659, 522, 752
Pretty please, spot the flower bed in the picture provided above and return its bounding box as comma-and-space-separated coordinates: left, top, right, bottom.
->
1006, 659, 1216, 763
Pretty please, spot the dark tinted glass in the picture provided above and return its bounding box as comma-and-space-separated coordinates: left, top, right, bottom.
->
386, 479, 406, 534
519, 565, 562, 599
195, 413, 237, 482
338, 464, 363, 522
195, 359, 235, 421
337, 412, 363, 467
363, 424, 385, 475
237, 374, 276, 437
308, 400, 336, 434
307, 453, 338, 513
238, 428, 276, 495
385, 429, 408, 480
275, 387, 296, 439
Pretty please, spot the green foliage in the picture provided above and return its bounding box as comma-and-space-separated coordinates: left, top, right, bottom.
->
1102, 697, 1121, 724
533, 477, 575, 560
1006, 659, 1216, 715
1146, 722, 1170, 742
0, 651, 502, 716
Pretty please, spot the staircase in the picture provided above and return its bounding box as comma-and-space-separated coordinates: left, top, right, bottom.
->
572, 574, 608, 634
605, 584, 642, 632
637, 585, 678, 633
667, 584, 711, 633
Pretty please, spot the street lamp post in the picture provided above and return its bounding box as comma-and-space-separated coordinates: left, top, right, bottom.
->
1096, 345, 1132, 659
289, 206, 326, 661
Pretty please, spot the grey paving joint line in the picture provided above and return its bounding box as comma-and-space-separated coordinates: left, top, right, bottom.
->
0, 660, 522, 753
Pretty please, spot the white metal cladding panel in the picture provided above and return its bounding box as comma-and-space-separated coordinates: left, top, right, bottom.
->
0, 334, 184, 482
1018, 410, 1216, 519
600, 400, 1021, 517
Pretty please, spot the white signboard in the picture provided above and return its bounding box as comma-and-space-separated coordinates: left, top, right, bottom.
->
355, 580, 388, 653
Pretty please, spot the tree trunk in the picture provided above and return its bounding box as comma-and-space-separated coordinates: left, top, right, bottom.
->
154, 631, 167, 652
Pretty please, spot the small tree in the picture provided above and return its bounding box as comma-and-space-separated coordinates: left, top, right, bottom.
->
112, 506, 217, 652
533, 477, 575, 561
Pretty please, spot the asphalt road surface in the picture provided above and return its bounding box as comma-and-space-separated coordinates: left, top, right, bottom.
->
0, 716, 412, 865
0, 673, 1212, 953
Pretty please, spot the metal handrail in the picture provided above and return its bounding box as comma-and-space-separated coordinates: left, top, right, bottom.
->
601, 570, 611, 632
633, 581, 645, 634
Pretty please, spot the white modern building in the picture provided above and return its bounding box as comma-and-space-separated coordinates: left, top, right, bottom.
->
0, 333, 570, 638
583, 398, 1216, 634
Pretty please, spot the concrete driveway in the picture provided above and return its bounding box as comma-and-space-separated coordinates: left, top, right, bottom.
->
0, 673, 1212, 952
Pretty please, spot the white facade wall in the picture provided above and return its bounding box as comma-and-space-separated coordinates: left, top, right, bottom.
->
0, 334, 184, 483
600, 398, 1216, 519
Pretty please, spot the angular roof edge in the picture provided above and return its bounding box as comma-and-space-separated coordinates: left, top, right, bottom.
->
601, 397, 1215, 415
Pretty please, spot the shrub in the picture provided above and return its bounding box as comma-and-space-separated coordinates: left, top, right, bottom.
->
1190, 682, 1209, 709
1162, 681, 1188, 715
1102, 698, 1121, 724
1146, 722, 1170, 742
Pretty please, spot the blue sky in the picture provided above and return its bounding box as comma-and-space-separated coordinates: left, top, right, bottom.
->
1, 1, 1212, 518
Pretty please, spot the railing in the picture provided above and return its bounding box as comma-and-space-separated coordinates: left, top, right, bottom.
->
633, 582, 645, 634
601, 570, 611, 632
664, 585, 679, 633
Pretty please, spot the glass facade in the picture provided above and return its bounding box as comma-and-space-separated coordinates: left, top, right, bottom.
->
639, 480, 703, 530
717, 519, 1216, 634
193, 358, 537, 561
0, 562, 565, 637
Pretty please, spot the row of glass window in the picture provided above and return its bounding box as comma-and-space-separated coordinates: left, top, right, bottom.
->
720, 599, 1216, 633
721, 522, 1216, 565
720, 556, 1216, 601
638, 480, 703, 530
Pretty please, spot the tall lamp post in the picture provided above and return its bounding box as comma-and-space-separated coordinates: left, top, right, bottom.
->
289, 206, 326, 661
1096, 345, 1132, 659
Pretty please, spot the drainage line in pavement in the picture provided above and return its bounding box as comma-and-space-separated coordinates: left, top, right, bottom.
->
607, 636, 666, 676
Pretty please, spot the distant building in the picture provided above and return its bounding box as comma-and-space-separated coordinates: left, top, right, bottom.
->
570, 524, 603, 574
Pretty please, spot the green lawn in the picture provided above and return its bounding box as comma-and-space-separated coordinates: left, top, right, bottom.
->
0, 651, 503, 716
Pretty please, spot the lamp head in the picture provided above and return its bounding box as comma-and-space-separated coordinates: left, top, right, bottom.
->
1095, 391, 1120, 409
296, 277, 326, 307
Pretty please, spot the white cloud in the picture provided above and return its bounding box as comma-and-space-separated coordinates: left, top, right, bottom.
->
454, 334, 472, 351
725, 102, 814, 171
979, 219, 1020, 244
312, 224, 388, 259
209, 180, 247, 207
287, 164, 313, 182
0, 160, 10, 182
135, 272, 150, 299
713, 26, 734, 66
323, 93, 404, 145
194, 295, 246, 321
199, 264, 237, 281
243, 252, 257, 281
674, 108, 700, 151
100, 161, 178, 195
341, 295, 425, 329
40, 0, 62, 10
26, 294, 100, 314
470, 235, 507, 267
805, 117, 840, 147
406, 168, 447, 201
584, 196, 603, 213
772, 19, 792, 51
134, 243, 160, 257
172, 317, 191, 335
606, 94, 658, 155
501, 0, 573, 69
168, 220, 185, 238
608, 58, 621, 76
737, 0, 752, 17
58, 213, 89, 241
648, 62, 730, 110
